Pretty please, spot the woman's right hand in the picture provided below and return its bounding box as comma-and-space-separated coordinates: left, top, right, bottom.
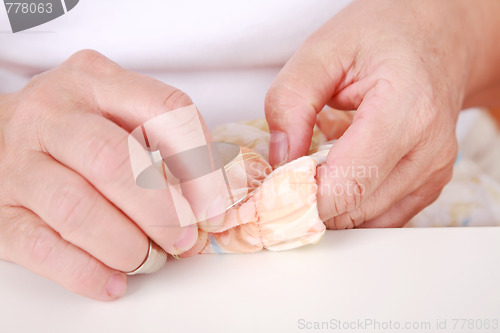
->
0, 50, 200, 300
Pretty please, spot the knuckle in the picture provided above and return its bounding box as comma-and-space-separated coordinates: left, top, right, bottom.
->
22, 72, 46, 95
344, 214, 356, 229
335, 215, 353, 230
265, 85, 295, 117
0, 155, 19, 201
428, 139, 458, 179
65, 49, 119, 77
66, 256, 102, 295
11, 74, 65, 145
323, 217, 337, 230
428, 190, 443, 205
159, 88, 192, 113
442, 165, 454, 184
17, 73, 53, 113
47, 181, 95, 237
331, 194, 350, 217
349, 208, 366, 228
318, 172, 366, 221
444, 140, 459, 165
0, 206, 26, 261
331, 178, 364, 215
84, 132, 129, 182
434, 166, 454, 192
265, 74, 303, 106
327, 207, 364, 230
26, 223, 60, 268
412, 187, 442, 210
150, 225, 177, 248
266, 83, 317, 129
413, 105, 436, 134
264, 86, 281, 112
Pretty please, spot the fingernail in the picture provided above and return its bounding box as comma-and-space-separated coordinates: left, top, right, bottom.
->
269, 131, 288, 167
106, 273, 127, 298
173, 226, 197, 252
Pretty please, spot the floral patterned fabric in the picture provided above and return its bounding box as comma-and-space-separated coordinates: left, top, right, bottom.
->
182, 108, 500, 255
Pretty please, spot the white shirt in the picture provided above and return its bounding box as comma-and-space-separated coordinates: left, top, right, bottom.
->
0, 0, 351, 128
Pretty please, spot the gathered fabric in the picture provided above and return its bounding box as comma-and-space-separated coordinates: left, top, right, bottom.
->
181, 108, 500, 256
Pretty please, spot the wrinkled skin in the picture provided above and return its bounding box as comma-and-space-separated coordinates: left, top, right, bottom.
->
265, 0, 500, 229
2, 0, 500, 301
0, 50, 200, 300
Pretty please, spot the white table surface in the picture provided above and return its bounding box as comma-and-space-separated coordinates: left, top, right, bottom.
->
1, 227, 499, 333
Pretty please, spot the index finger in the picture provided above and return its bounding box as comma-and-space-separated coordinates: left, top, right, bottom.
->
39, 50, 204, 254
49, 50, 245, 253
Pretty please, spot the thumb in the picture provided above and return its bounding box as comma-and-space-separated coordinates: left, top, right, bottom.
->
264, 41, 346, 167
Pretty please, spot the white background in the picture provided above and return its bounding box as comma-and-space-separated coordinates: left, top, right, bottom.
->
1, 228, 499, 333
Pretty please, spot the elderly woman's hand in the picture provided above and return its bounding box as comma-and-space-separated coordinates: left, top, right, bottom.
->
0, 50, 200, 300
265, 0, 500, 228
